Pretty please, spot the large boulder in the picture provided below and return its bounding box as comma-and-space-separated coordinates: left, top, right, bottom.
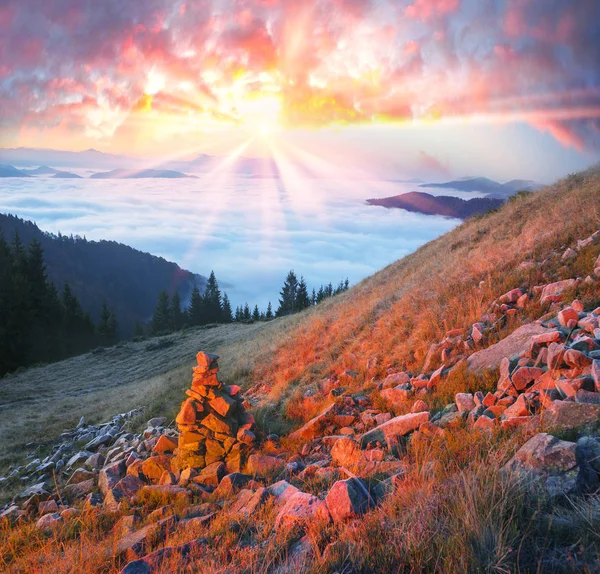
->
325, 478, 373, 522
541, 401, 600, 429
467, 323, 551, 372
504, 433, 577, 474
503, 433, 578, 497
274, 491, 330, 533
359, 411, 429, 448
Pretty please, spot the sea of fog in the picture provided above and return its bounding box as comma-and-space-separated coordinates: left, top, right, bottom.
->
0, 175, 465, 309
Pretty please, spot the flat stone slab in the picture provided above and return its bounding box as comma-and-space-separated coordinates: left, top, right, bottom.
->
467, 323, 551, 372
541, 400, 600, 428
359, 411, 429, 447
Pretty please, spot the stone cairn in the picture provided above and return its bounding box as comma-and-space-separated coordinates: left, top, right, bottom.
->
175, 352, 255, 472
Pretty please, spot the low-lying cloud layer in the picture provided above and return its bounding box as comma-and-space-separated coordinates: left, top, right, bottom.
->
0, 177, 458, 309
1, 0, 599, 154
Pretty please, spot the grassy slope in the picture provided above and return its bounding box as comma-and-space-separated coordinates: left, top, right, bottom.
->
0, 322, 280, 476
2, 169, 600, 572
242, 169, 600, 425
3, 169, 600, 473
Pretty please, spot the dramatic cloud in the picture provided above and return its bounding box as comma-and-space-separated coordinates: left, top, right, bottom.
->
1, 0, 599, 152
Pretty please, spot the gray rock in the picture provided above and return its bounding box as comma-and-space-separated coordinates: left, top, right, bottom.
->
86, 433, 113, 450
576, 436, 600, 493
66, 451, 93, 469
147, 417, 167, 428
504, 433, 578, 497
18, 482, 50, 499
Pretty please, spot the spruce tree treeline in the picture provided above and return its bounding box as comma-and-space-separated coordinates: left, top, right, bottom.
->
148, 269, 350, 333
232, 272, 350, 322
276, 271, 349, 317
0, 233, 118, 376
149, 271, 233, 335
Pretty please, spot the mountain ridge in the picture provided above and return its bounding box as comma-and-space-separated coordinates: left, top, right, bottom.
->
0, 213, 207, 337
366, 191, 504, 218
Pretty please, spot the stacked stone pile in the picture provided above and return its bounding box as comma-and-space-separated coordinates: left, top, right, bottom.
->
175, 352, 255, 472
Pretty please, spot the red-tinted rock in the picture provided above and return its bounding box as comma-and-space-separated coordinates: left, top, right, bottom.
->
564, 349, 593, 368
175, 399, 197, 426
141, 456, 171, 483
289, 403, 336, 441
411, 400, 429, 413
247, 454, 286, 477
541, 400, 600, 428
504, 433, 576, 474
455, 393, 476, 412
381, 386, 411, 403
274, 491, 330, 533
503, 394, 529, 418
511, 367, 544, 391
330, 437, 361, 467
98, 460, 126, 497
359, 411, 429, 447
325, 478, 373, 522
558, 307, 579, 327
153, 435, 177, 455
547, 343, 566, 370
540, 279, 577, 305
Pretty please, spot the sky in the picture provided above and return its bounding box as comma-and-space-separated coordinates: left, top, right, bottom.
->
1, 0, 600, 181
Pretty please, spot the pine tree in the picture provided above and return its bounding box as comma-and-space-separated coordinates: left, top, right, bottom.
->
316, 285, 325, 303
277, 270, 299, 316
311, 288, 317, 306
252, 304, 260, 321
243, 303, 251, 321
107, 311, 118, 341
188, 284, 204, 326
203, 271, 222, 323
266, 301, 273, 320
170, 291, 184, 331
133, 321, 145, 338
235, 306, 243, 322
152, 290, 171, 334
98, 301, 112, 340
221, 293, 233, 323
296, 276, 310, 310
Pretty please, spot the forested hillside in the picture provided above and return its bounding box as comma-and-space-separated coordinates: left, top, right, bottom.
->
0, 214, 206, 337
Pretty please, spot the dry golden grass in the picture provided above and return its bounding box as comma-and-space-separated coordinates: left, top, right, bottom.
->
245, 168, 600, 428
4, 423, 597, 573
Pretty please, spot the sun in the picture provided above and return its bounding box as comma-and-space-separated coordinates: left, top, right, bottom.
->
237, 94, 282, 137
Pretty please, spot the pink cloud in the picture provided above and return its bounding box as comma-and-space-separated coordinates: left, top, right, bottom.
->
531, 119, 587, 152
405, 0, 460, 22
